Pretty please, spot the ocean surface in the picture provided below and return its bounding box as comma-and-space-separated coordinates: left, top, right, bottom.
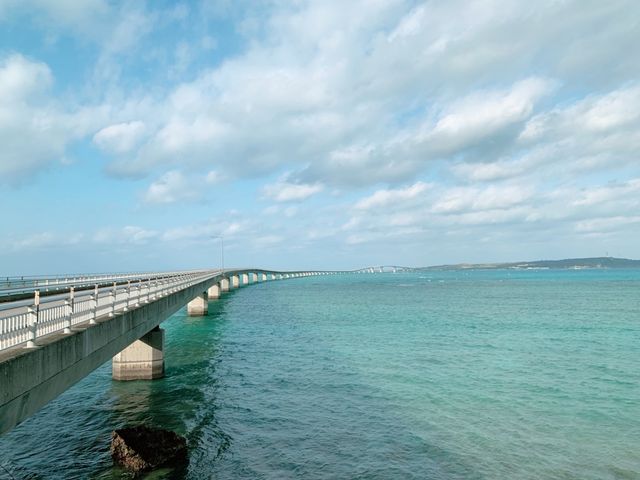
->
1, 270, 639, 479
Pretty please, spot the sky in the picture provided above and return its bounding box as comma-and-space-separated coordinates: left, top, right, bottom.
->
1, 0, 639, 275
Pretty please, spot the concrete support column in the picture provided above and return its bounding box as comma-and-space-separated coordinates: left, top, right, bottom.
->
207, 284, 220, 299
252, 273, 258, 282
261, 273, 267, 281
242, 273, 249, 284
187, 292, 208, 316
220, 278, 230, 292
232, 275, 239, 288
112, 326, 164, 381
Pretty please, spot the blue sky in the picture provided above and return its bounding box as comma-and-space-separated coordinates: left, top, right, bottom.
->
1, 0, 639, 275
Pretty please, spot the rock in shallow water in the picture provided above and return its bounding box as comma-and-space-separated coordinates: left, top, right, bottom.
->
110, 425, 188, 475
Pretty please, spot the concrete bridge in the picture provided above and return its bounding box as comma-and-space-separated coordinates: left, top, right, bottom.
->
0, 268, 345, 435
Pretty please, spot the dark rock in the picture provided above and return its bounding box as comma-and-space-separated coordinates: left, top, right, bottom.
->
110, 425, 188, 475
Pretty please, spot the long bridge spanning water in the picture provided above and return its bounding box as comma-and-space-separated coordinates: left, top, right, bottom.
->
0, 268, 356, 435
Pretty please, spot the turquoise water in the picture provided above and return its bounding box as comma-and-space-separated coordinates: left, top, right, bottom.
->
1, 270, 639, 479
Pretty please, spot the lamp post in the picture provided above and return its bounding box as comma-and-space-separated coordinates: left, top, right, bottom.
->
211, 235, 224, 273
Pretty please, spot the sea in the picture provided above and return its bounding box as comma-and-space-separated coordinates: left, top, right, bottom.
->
0, 269, 639, 479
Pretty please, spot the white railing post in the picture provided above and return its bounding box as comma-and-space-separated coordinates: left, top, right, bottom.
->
136, 280, 142, 306
26, 290, 40, 348
110, 282, 117, 317
64, 286, 74, 334
124, 281, 131, 311
90, 284, 98, 325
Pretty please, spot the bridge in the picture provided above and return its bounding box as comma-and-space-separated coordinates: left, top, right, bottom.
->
354, 265, 418, 273
0, 268, 349, 435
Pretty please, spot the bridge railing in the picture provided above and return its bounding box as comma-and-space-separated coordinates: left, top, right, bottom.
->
0, 269, 348, 353
0, 271, 216, 352
0, 270, 211, 300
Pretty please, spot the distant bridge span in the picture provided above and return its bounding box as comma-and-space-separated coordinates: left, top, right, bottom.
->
354, 265, 418, 273
0, 268, 353, 435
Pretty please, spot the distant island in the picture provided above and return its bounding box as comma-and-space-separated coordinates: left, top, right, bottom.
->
420, 257, 640, 271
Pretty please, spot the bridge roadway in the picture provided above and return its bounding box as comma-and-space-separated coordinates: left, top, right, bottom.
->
0, 268, 341, 435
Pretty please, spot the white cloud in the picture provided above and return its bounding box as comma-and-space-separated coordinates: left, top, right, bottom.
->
205, 170, 221, 184
423, 78, 555, 153
4, 1, 640, 190
355, 182, 429, 210
253, 234, 285, 248
140, 168, 224, 205
0, 53, 52, 101
58, 0, 635, 197
521, 86, 640, 143
12, 232, 83, 250
142, 170, 200, 205
575, 216, 640, 233
387, 4, 426, 42
93, 226, 157, 245
0, 54, 89, 184
431, 185, 534, 214
262, 179, 324, 202
93, 121, 146, 154
0, 0, 111, 36
450, 162, 523, 182
161, 218, 250, 243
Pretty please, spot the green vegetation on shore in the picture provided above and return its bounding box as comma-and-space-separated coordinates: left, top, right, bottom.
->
420, 257, 640, 271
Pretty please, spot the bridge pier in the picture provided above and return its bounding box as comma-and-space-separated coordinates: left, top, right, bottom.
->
261, 273, 267, 281
231, 275, 239, 288
220, 277, 229, 291
112, 326, 164, 381
242, 273, 249, 285
207, 283, 220, 299
187, 292, 208, 315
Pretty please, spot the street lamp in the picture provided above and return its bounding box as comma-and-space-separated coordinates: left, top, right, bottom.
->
211, 235, 224, 273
